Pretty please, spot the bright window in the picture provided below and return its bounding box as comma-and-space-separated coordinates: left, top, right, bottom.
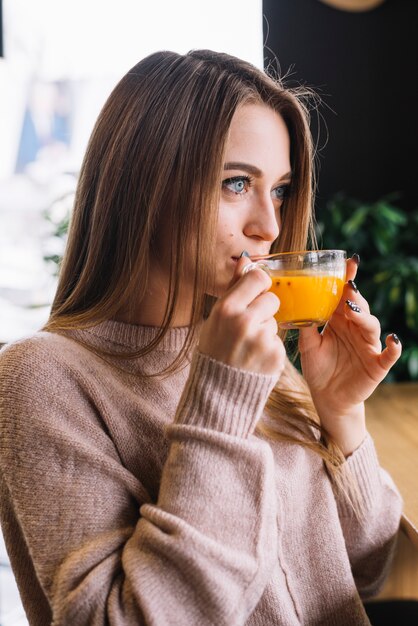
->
0, 0, 263, 345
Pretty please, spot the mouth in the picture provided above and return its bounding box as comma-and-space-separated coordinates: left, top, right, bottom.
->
231, 253, 269, 262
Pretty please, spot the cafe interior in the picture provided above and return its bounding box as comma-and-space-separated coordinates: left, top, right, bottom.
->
0, 0, 417, 624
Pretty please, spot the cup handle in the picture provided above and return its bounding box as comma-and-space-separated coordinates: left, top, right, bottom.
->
242, 261, 271, 276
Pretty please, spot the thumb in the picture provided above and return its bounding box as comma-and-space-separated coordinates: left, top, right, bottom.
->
227, 252, 253, 289
298, 326, 322, 355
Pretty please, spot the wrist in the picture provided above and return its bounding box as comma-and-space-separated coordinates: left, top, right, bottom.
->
175, 351, 277, 438
319, 403, 367, 458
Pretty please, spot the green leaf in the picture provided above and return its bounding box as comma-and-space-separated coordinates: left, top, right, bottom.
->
389, 284, 401, 304
407, 350, 418, 379
376, 203, 407, 225
405, 288, 417, 314
341, 206, 368, 237
373, 230, 390, 256
405, 288, 418, 329
374, 271, 391, 283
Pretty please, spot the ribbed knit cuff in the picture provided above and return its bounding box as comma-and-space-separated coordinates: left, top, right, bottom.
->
174, 351, 278, 438
338, 433, 382, 516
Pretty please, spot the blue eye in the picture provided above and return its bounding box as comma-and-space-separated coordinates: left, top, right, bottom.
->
222, 176, 250, 194
273, 184, 290, 201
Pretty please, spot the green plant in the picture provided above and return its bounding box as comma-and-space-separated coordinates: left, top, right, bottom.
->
42, 191, 73, 276
316, 194, 418, 382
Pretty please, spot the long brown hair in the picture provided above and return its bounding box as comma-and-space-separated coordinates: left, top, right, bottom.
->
44, 50, 357, 509
46, 50, 314, 346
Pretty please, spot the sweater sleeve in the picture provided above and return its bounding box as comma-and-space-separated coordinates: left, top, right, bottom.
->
335, 433, 403, 600
0, 340, 279, 626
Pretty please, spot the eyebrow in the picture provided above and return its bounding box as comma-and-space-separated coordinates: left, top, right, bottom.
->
223, 162, 292, 180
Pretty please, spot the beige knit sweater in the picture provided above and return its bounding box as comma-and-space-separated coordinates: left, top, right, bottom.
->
0, 321, 402, 625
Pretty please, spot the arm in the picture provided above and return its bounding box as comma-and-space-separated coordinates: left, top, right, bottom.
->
0, 340, 279, 626
298, 255, 401, 457
298, 255, 403, 595
334, 434, 402, 599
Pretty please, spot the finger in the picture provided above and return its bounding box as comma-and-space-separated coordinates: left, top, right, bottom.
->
379, 333, 402, 371
345, 254, 360, 283
298, 325, 322, 354
227, 255, 253, 290
223, 265, 272, 312
260, 315, 279, 337
340, 278, 370, 314
259, 330, 286, 376
332, 254, 361, 317
344, 300, 381, 345
246, 291, 280, 324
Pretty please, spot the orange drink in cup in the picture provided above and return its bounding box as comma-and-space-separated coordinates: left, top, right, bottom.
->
244, 250, 346, 329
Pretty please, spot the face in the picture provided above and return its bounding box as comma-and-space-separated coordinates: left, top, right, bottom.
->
132, 102, 291, 327
211, 103, 291, 296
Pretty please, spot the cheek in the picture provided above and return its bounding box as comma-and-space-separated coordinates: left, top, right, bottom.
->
215, 213, 237, 250
211, 230, 237, 290
216, 233, 235, 246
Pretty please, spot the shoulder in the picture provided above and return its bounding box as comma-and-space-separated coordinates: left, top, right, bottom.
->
0, 332, 117, 443
0, 331, 87, 374
0, 333, 122, 472
0, 331, 99, 403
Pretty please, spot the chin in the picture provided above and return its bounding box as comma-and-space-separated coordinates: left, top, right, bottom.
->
206, 281, 229, 299
204, 262, 235, 299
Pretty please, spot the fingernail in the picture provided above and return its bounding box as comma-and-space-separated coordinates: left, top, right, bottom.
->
239, 250, 251, 258
348, 279, 358, 292
345, 299, 361, 313
391, 333, 400, 344
351, 253, 360, 265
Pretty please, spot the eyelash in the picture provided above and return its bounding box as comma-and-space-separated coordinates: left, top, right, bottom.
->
273, 184, 290, 201
222, 175, 291, 200
222, 175, 253, 195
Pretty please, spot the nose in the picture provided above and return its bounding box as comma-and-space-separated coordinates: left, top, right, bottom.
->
243, 194, 280, 243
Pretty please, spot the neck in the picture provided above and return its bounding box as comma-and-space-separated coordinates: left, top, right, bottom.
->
114, 303, 194, 328
114, 284, 195, 328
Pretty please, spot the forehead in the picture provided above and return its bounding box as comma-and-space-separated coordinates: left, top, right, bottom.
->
225, 103, 291, 169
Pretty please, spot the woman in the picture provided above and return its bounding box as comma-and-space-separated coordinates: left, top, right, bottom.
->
0, 50, 402, 625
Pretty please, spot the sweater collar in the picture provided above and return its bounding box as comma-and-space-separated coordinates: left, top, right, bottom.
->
79, 319, 194, 353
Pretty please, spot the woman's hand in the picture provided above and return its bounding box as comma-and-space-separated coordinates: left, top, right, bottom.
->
199, 256, 286, 378
298, 255, 402, 456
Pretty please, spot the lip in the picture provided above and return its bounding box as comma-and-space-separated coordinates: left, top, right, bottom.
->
231, 253, 269, 261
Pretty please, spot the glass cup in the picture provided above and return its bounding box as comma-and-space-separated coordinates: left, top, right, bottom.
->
243, 250, 347, 329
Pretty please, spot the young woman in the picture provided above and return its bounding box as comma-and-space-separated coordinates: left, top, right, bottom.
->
0, 50, 402, 625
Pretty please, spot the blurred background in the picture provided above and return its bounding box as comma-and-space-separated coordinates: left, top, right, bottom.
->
0, 1, 417, 622
0, 0, 262, 350
262, 0, 418, 382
